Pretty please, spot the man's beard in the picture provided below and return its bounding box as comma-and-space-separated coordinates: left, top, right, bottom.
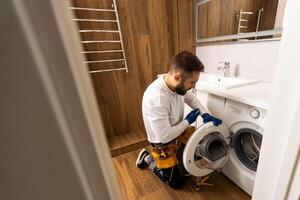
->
174, 81, 187, 95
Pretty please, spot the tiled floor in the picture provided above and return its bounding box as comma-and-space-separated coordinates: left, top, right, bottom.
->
112, 148, 251, 200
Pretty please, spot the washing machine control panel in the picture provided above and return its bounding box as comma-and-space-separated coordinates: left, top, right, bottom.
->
250, 109, 260, 119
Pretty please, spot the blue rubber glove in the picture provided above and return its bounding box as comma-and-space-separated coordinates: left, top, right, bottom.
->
185, 109, 201, 124
201, 113, 222, 126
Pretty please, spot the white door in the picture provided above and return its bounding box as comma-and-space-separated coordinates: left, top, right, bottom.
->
286, 155, 300, 200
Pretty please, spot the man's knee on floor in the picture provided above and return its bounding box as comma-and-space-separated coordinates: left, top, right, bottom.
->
168, 179, 184, 189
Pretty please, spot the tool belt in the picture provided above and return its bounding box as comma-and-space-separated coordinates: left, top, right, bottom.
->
178, 126, 196, 145
150, 126, 196, 169
151, 143, 179, 169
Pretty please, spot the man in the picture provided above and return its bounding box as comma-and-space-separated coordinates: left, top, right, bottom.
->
136, 51, 222, 189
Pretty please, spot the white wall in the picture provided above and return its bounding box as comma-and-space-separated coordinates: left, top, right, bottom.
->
196, 40, 281, 82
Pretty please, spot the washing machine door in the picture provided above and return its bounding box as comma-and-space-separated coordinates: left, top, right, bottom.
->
183, 122, 230, 177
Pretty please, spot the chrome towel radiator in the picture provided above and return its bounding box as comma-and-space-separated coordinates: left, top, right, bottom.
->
237, 8, 264, 40
70, 0, 128, 74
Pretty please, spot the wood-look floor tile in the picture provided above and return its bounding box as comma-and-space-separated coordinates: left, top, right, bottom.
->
113, 148, 251, 200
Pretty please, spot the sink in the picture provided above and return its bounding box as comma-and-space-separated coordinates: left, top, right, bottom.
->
196, 73, 260, 90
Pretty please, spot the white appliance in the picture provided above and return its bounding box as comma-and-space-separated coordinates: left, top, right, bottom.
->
183, 93, 267, 196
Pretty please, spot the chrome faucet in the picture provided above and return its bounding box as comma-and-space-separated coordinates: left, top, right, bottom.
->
217, 61, 230, 77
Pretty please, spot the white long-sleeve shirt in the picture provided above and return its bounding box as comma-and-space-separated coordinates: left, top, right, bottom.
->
142, 75, 208, 144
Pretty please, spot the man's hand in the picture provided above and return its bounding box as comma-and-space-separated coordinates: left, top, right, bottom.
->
185, 109, 201, 124
201, 113, 222, 126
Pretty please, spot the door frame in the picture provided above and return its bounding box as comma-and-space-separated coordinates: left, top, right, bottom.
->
252, 0, 300, 199
11, 0, 121, 199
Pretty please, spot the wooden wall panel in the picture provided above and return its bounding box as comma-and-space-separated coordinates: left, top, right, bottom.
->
178, 0, 196, 53
136, 35, 153, 95
71, 0, 195, 142
259, 0, 279, 31
72, 0, 111, 8
199, 4, 208, 39
91, 72, 131, 136
74, 9, 115, 19
77, 21, 118, 30
80, 32, 120, 41
207, 0, 222, 37
146, 1, 178, 76
167, 0, 180, 53
220, 0, 239, 36
197, 0, 278, 38
82, 43, 121, 51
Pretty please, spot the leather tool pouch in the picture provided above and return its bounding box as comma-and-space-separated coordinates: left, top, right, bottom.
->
151, 126, 196, 169
151, 143, 179, 169
179, 126, 196, 145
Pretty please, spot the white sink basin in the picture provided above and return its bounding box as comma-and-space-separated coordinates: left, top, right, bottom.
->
196, 73, 260, 90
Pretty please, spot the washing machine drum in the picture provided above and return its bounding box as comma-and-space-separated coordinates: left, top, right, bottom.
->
183, 122, 230, 177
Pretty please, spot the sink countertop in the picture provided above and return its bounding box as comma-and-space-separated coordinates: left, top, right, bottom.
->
196, 81, 273, 110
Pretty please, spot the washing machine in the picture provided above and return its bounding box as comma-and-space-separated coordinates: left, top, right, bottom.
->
183, 93, 266, 196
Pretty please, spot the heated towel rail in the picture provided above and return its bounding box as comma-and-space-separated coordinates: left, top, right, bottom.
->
237, 8, 264, 40
70, 0, 128, 74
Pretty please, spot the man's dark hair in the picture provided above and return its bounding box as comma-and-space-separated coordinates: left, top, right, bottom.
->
169, 51, 204, 79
